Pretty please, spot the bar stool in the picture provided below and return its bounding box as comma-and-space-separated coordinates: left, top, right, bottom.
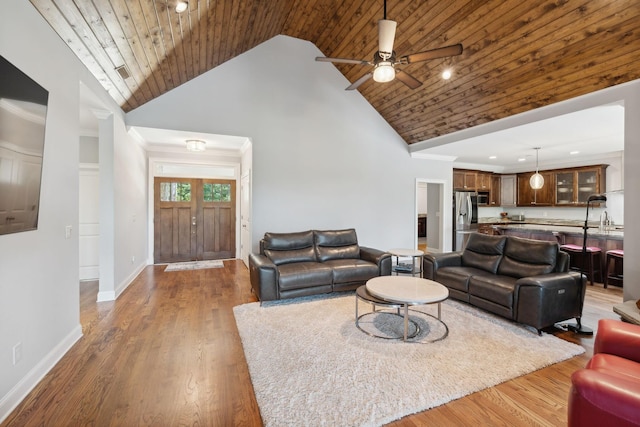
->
559, 244, 603, 286
604, 249, 624, 288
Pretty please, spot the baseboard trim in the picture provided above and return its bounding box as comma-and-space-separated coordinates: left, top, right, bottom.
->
115, 262, 147, 299
0, 325, 83, 424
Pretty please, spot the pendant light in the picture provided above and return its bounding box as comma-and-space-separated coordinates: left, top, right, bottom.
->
529, 147, 544, 189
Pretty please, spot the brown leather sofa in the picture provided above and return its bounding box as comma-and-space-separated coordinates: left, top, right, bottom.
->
423, 232, 585, 333
249, 229, 391, 303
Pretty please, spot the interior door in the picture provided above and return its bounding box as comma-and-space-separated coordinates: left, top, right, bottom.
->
154, 178, 236, 263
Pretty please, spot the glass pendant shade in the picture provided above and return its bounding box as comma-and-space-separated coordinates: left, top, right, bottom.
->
373, 62, 395, 83
529, 172, 544, 189
529, 147, 543, 189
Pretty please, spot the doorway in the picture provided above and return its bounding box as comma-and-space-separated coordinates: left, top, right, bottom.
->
153, 177, 236, 263
416, 180, 445, 253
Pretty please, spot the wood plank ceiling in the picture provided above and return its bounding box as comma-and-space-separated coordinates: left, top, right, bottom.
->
30, 0, 640, 144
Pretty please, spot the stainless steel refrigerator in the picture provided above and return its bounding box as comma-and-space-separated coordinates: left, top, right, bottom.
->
453, 191, 478, 251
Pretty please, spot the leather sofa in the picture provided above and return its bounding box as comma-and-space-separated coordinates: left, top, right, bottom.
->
423, 232, 585, 333
249, 229, 391, 303
568, 319, 640, 426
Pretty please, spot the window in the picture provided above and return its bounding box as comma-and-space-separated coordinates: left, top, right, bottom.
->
203, 183, 231, 202
160, 182, 191, 202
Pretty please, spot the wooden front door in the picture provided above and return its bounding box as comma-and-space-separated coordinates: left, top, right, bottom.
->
154, 178, 236, 263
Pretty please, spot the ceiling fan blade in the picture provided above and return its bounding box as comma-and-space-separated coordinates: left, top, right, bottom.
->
378, 19, 397, 58
401, 43, 463, 64
346, 73, 373, 90
315, 57, 370, 65
395, 70, 422, 89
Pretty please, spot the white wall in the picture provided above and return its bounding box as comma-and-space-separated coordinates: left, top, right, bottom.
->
127, 35, 455, 252
0, 0, 81, 418
0, 1, 149, 420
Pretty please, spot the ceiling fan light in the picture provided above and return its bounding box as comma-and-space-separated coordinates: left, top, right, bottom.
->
373, 62, 395, 83
186, 139, 205, 152
175, 1, 188, 13
529, 173, 544, 189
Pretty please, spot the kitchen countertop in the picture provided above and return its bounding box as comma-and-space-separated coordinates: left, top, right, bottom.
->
479, 217, 624, 239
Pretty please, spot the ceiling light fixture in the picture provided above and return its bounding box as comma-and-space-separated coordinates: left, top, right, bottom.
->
175, 0, 188, 13
442, 69, 452, 80
529, 147, 544, 189
186, 139, 205, 152
372, 62, 395, 83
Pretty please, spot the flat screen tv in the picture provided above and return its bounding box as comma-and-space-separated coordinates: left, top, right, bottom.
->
0, 55, 48, 235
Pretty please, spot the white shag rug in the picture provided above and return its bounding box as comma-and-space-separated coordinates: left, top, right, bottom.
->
233, 293, 585, 427
163, 260, 224, 271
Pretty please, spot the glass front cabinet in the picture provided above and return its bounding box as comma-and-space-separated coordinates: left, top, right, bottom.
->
554, 165, 607, 206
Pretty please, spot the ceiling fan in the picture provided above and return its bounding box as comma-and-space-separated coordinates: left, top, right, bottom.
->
315, 0, 463, 91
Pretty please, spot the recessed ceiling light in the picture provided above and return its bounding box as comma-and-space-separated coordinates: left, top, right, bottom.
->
442, 69, 452, 80
518, 157, 526, 162
489, 155, 497, 159
570, 150, 580, 155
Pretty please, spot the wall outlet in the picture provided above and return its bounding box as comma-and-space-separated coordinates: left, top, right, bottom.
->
13, 342, 22, 365
131, 256, 135, 264
542, 211, 548, 217
65, 225, 72, 239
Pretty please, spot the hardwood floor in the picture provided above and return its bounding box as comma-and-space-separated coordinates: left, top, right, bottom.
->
2, 261, 623, 426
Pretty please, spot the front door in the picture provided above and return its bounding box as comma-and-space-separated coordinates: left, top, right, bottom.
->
154, 178, 236, 263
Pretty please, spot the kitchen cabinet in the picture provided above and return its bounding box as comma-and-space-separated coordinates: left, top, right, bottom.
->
477, 172, 492, 191
490, 175, 501, 206
453, 170, 477, 190
517, 171, 555, 206
555, 165, 607, 206
500, 174, 517, 207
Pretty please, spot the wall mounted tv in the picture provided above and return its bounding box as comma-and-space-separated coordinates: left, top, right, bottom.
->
0, 55, 48, 235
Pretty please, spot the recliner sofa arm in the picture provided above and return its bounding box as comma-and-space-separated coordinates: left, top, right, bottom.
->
423, 252, 462, 280
360, 246, 392, 275
594, 319, 640, 362
248, 253, 279, 302
514, 271, 583, 331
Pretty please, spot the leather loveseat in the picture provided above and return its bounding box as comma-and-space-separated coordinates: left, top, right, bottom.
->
249, 229, 391, 303
568, 319, 640, 427
423, 232, 585, 333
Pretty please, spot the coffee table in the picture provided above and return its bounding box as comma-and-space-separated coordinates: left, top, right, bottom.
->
356, 276, 449, 342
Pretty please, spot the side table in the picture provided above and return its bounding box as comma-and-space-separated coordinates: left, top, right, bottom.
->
388, 248, 424, 277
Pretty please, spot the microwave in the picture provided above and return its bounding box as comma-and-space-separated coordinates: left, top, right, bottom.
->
477, 192, 489, 205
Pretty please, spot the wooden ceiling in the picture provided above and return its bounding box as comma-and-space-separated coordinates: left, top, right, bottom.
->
30, 0, 640, 144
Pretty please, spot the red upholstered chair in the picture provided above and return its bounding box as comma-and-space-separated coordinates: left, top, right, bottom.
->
568, 319, 640, 426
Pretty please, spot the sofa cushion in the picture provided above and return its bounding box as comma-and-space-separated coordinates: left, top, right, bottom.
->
461, 233, 507, 274
276, 262, 333, 290
469, 274, 518, 308
315, 229, 360, 262
263, 231, 316, 266
436, 266, 489, 293
323, 259, 379, 284
498, 236, 558, 278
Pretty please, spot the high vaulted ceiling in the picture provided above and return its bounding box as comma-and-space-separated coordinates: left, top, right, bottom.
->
31, 0, 640, 144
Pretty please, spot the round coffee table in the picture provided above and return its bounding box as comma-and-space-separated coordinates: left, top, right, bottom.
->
359, 276, 449, 342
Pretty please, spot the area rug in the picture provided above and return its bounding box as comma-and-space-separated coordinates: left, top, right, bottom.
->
163, 260, 224, 271
233, 294, 585, 427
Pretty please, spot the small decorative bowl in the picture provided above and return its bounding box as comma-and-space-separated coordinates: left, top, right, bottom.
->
500, 212, 508, 218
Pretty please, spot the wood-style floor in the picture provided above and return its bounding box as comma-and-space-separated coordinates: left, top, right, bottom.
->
2, 260, 623, 426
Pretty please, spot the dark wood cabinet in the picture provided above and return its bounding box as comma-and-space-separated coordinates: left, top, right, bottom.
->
417, 216, 426, 237
490, 175, 501, 206
555, 165, 607, 207
517, 171, 555, 206
453, 169, 477, 190
477, 172, 491, 191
